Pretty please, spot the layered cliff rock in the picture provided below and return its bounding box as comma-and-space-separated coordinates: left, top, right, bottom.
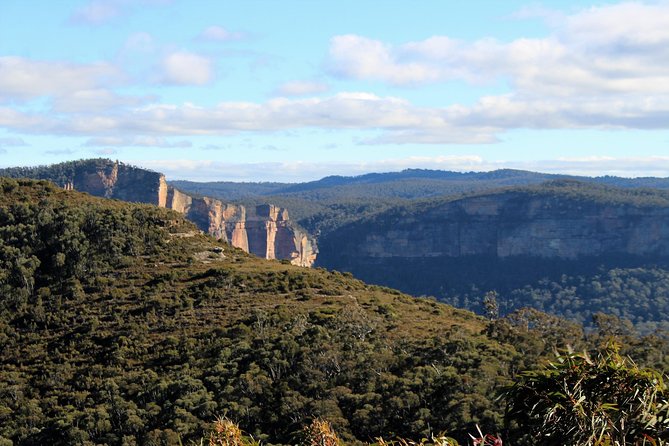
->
343, 194, 669, 260
316, 181, 669, 294
1, 159, 316, 266
320, 182, 669, 262
163, 186, 316, 266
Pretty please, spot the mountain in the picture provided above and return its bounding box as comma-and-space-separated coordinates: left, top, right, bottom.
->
316, 180, 669, 331
174, 168, 669, 200
0, 159, 316, 266
172, 168, 669, 237
320, 180, 669, 262
0, 177, 577, 445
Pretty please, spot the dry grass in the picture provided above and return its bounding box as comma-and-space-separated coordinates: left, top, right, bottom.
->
208, 416, 258, 446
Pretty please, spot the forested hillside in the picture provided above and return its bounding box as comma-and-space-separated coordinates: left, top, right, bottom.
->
1, 179, 669, 445
0, 179, 553, 445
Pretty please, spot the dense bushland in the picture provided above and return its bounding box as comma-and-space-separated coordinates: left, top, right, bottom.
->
2, 178, 669, 445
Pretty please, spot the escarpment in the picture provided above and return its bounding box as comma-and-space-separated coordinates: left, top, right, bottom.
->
3, 159, 316, 266
320, 186, 669, 262
163, 189, 316, 267
315, 182, 669, 294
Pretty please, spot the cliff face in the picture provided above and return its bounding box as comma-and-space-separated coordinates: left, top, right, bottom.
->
63, 160, 166, 203
162, 188, 316, 266
314, 186, 669, 296
54, 160, 316, 266
324, 192, 669, 261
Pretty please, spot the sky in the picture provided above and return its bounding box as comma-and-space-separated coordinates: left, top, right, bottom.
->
1, 0, 669, 182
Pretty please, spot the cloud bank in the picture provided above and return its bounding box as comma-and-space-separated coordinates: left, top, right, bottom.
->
2, 2, 669, 148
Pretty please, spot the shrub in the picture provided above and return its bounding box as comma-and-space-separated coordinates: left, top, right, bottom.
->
503, 345, 669, 445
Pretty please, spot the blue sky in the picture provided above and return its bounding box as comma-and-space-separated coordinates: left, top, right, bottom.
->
1, 0, 669, 181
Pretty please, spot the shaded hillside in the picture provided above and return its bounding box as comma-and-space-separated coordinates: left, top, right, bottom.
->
0, 159, 316, 266
316, 181, 669, 331
0, 178, 565, 445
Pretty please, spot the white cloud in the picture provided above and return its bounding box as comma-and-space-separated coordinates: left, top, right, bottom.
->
5, 88, 669, 144
0, 107, 53, 133
69, 0, 173, 26
52, 89, 153, 113
563, 3, 669, 50
10, 92, 495, 143
84, 136, 192, 147
137, 155, 669, 182
274, 80, 330, 97
160, 51, 213, 85
329, 35, 443, 85
137, 155, 486, 182
323, 2, 669, 136
0, 57, 123, 102
533, 156, 669, 177
198, 26, 247, 42
328, 3, 669, 97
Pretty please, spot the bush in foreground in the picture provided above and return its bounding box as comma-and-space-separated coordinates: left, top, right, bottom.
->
503, 345, 669, 445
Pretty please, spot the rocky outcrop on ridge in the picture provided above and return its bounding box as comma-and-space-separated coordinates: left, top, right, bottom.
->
1, 159, 316, 266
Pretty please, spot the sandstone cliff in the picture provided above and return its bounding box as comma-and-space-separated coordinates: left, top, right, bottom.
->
314, 181, 669, 298
320, 183, 669, 263
13, 159, 317, 266
162, 185, 316, 266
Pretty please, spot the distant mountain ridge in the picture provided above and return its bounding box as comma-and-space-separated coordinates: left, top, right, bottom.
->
172, 167, 669, 239
172, 168, 669, 201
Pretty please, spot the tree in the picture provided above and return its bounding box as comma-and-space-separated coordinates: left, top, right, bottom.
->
482, 291, 499, 321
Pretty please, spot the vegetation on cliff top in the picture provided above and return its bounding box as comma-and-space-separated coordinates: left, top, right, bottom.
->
0, 159, 156, 188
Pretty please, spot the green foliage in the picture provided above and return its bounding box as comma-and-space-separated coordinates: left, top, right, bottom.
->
0, 179, 524, 445
503, 346, 669, 445
0, 159, 120, 186
3, 178, 669, 446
